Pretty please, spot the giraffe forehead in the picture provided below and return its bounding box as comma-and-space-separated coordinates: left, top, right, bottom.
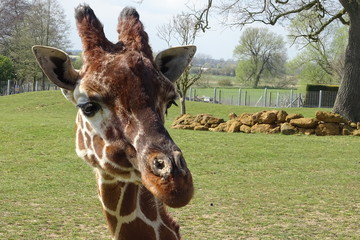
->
77, 52, 176, 107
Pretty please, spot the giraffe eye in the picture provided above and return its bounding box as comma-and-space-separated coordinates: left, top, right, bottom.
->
166, 100, 178, 109
77, 102, 101, 117
165, 100, 178, 116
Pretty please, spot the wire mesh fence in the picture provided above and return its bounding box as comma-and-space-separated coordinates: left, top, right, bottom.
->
0, 80, 58, 96
188, 87, 337, 108
1, 82, 337, 109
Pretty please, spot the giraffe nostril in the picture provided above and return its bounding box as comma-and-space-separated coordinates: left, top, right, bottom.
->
154, 159, 165, 170
152, 157, 172, 178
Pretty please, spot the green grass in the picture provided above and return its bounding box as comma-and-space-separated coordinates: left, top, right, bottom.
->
1, 91, 359, 239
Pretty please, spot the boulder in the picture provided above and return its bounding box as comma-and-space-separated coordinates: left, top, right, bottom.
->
315, 111, 348, 123
269, 126, 281, 134
352, 129, 360, 136
228, 112, 237, 120
290, 118, 318, 129
258, 111, 278, 124
342, 124, 355, 135
252, 111, 265, 124
237, 113, 254, 126
172, 124, 195, 130
209, 122, 227, 132
285, 113, 304, 122
281, 122, 297, 135
240, 124, 252, 133
194, 125, 208, 131
251, 123, 274, 134
276, 110, 288, 123
298, 128, 315, 136
227, 121, 242, 133
315, 123, 341, 136
172, 114, 195, 126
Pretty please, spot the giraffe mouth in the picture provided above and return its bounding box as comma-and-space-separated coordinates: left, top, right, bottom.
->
141, 151, 194, 208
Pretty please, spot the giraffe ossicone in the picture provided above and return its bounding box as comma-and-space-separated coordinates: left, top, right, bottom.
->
32, 4, 195, 240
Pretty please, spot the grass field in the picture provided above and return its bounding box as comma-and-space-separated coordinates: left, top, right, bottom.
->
0, 91, 359, 239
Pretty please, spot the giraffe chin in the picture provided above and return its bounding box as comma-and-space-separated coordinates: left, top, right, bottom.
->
141, 170, 194, 208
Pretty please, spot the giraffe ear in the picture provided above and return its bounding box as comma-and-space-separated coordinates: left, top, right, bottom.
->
155, 45, 197, 82
32, 45, 79, 91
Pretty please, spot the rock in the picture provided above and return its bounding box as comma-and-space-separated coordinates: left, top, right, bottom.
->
290, 118, 318, 129
315, 123, 341, 136
172, 114, 195, 127
342, 124, 355, 135
237, 113, 254, 126
269, 126, 281, 134
350, 122, 357, 128
194, 125, 208, 131
228, 112, 237, 120
276, 110, 288, 123
240, 125, 251, 133
352, 129, 360, 136
227, 121, 242, 133
316, 111, 348, 123
172, 124, 195, 130
298, 128, 315, 135
358, 122, 360, 130
209, 122, 227, 132
252, 111, 265, 124
259, 111, 278, 124
285, 113, 304, 122
251, 123, 274, 134
281, 122, 297, 135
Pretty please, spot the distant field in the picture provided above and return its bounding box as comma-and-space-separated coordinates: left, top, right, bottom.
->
1, 91, 359, 239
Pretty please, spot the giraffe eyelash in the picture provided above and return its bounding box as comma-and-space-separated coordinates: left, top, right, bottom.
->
77, 102, 102, 117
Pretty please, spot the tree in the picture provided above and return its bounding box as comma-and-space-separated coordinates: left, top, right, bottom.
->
288, 11, 348, 85
0, 0, 70, 90
0, 55, 15, 82
157, 12, 202, 114
233, 27, 286, 88
194, 0, 360, 122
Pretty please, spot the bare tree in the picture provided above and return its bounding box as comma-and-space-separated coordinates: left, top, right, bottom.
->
194, 0, 360, 122
2, 0, 70, 90
157, 12, 202, 115
234, 27, 287, 88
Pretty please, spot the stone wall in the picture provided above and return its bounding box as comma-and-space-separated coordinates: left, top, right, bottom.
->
171, 110, 360, 136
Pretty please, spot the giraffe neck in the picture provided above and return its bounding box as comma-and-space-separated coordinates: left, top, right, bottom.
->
96, 170, 181, 240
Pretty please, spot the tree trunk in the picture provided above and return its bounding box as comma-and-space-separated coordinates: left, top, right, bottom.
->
333, 6, 360, 122
180, 97, 186, 115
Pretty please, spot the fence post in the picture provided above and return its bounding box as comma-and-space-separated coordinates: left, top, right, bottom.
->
264, 88, 268, 107
276, 91, 280, 107
318, 90, 323, 108
238, 88, 242, 106
298, 93, 301, 107
290, 89, 294, 108
7, 80, 11, 95
219, 90, 222, 104
245, 91, 248, 106
213, 88, 217, 104
189, 88, 192, 101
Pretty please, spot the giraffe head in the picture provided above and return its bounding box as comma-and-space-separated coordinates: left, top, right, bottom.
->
32, 4, 195, 208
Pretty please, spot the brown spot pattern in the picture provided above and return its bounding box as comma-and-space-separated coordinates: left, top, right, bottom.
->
93, 135, 104, 159
120, 184, 138, 216
99, 182, 124, 212
77, 129, 85, 150
139, 187, 157, 221
119, 218, 156, 240
106, 145, 133, 168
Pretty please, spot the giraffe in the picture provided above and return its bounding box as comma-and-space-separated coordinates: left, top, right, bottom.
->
32, 4, 196, 240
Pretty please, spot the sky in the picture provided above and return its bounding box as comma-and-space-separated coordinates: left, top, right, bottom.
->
60, 0, 298, 60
